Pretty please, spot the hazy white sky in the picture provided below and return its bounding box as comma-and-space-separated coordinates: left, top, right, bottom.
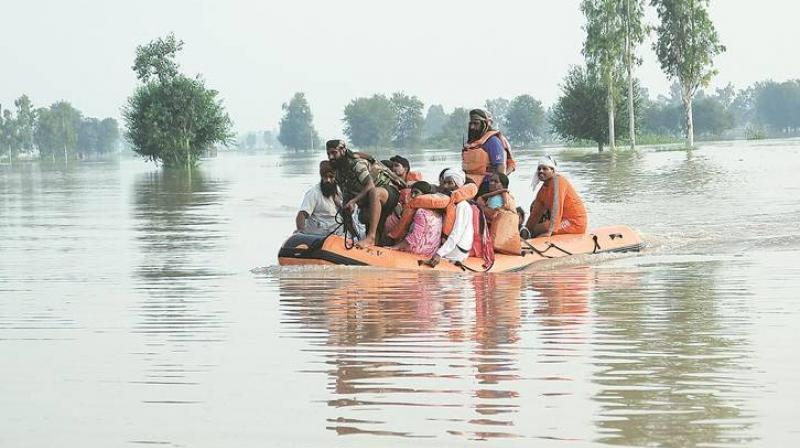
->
2, 0, 798, 138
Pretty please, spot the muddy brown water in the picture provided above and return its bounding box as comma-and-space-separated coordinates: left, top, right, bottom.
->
2, 139, 799, 446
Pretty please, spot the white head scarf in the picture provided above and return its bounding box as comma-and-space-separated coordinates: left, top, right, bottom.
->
442, 169, 466, 187
531, 155, 558, 194
537, 155, 557, 170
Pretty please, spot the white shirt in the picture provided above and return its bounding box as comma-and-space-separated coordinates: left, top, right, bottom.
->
299, 184, 340, 234
437, 200, 474, 262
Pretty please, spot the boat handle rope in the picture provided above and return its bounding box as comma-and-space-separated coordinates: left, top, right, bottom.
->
309, 207, 360, 251
522, 239, 574, 258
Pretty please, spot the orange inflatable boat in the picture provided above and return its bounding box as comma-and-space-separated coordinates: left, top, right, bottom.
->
278, 225, 642, 272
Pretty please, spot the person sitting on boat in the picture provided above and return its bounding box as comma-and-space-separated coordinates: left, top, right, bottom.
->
326, 139, 405, 247
525, 155, 587, 237
390, 181, 443, 257
476, 172, 516, 224
462, 109, 516, 191
295, 161, 343, 235
388, 155, 423, 183
422, 169, 474, 267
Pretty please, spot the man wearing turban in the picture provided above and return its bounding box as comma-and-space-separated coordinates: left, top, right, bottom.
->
326, 139, 405, 247
462, 109, 516, 189
525, 155, 587, 237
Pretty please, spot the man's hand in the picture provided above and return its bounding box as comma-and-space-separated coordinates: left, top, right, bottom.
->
344, 199, 357, 211
421, 254, 441, 268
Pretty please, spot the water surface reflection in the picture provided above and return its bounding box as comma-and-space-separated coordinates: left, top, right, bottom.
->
130, 169, 231, 404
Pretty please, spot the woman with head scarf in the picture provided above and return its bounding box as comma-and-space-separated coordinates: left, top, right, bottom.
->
391, 181, 443, 257
525, 155, 587, 237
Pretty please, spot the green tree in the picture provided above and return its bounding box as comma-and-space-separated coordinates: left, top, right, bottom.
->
390, 92, 424, 148
753, 80, 800, 134
278, 92, 320, 150
622, 0, 648, 149
78, 117, 100, 156
124, 33, 234, 168
34, 101, 82, 162
484, 97, 510, 130
435, 107, 469, 148
550, 66, 638, 152
651, 0, 726, 148
97, 118, 120, 154
582, 0, 626, 151
0, 107, 16, 163
692, 92, 734, 138
14, 95, 35, 156
505, 94, 546, 146
342, 94, 394, 148
642, 96, 682, 136
423, 104, 447, 140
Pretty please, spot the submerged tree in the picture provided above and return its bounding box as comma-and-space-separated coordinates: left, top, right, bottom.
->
34, 101, 82, 161
582, 0, 625, 151
124, 33, 233, 168
505, 94, 546, 146
753, 80, 800, 134
342, 94, 394, 148
390, 92, 424, 148
651, 0, 726, 148
550, 66, 639, 152
622, 0, 648, 149
278, 92, 320, 150
0, 107, 15, 163
14, 95, 36, 157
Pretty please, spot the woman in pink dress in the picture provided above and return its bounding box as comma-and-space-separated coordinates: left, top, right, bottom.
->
391, 181, 443, 257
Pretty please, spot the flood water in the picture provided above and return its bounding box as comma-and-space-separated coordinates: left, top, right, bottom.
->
2, 140, 799, 447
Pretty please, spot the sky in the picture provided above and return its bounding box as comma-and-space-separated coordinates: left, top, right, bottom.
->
2, 0, 798, 138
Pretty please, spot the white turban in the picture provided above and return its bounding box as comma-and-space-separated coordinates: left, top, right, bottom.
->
537, 155, 557, 170
442, 169, 465, 187
532, 155, 557, 194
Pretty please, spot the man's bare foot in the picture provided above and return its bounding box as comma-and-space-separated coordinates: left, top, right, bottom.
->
355, 236, 376, 248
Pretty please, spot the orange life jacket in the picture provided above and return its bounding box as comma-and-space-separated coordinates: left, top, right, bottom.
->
387, 183, 478, 241
529, 173, 588, 235
477, 190, 521, 255
405, 171, 423, 182
462, 130, 516, 184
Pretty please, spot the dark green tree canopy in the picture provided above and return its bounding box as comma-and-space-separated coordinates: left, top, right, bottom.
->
435, 107, 469, 148
550, 66, 639, 151
278, 92, 320, 150
342, 94, 395, 148
132, 33, 184, 83
124, 34, 233, 167
505, 95, 546, 146
34, 101, 82, 159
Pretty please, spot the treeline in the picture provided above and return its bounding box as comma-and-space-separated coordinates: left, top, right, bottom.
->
270, 76, 800, 153
275, 91, 547, 150
1, 95, 120, 163
643, 80, 800, 139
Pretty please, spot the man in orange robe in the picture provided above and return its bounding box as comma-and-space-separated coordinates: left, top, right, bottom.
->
525, 155, 587, 237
